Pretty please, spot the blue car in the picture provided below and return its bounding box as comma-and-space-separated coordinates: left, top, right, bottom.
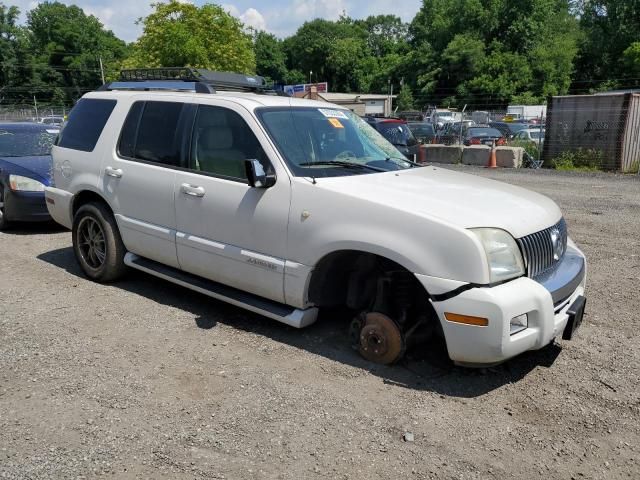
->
0, 123, 58, 230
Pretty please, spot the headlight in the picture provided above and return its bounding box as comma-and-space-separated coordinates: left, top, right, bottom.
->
470, 228, 525, 283
9, 175, 45, 192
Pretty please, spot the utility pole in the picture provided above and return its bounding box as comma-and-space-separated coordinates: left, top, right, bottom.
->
458, 104, 467, 146
33, 95, 39, 120
99, 56, 106, 85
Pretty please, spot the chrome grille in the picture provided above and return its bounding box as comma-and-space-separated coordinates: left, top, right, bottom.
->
517, 218, 568, 279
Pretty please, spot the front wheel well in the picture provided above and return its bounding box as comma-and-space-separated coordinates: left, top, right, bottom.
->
308, 250, 430, 310
309, 250, 446, 362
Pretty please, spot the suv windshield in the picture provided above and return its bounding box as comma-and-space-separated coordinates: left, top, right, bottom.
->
0, 128, 57, 157
257, 107, 414, 177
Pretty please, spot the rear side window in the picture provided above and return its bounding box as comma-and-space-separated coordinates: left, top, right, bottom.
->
56, 98, 116, 152
118, 101, 185, 167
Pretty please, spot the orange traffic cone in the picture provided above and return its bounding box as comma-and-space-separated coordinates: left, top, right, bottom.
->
486, 140, 497, 168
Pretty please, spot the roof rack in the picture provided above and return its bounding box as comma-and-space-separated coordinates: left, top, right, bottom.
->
97, 67, 279, 95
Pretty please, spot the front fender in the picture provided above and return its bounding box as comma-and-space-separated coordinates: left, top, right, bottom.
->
288, 179, 490, 285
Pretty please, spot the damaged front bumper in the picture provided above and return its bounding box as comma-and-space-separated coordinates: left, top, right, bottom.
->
416, 239, 587, 366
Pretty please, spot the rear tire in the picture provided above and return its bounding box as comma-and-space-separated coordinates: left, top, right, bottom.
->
72, 202, 126, 282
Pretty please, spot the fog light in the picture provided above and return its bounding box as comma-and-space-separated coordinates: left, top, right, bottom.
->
510, 314, 528, 335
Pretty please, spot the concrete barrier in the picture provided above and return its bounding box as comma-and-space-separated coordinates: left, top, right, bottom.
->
462, 146, 491, 166
496, 146, 524, 168
421, 145, 462, 164
424, 145, 525, 168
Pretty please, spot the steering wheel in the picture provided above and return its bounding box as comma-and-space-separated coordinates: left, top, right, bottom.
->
335, 150, 358, 161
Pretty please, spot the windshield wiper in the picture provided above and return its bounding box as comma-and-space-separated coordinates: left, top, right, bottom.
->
385, 157, 423, 168
300, 161, 386, 172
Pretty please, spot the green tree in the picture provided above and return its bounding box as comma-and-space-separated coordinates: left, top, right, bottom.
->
623, 42, 640, 78
27, 2, 128, 103
396, 83, 415, 110
356, 15, 409, 57
409, 0, 579, 107
574, 0, 640, 90
125, 0, 255, 73
283, 17, 370, 91
254, 31, 287, 83
0, 3, 35, 104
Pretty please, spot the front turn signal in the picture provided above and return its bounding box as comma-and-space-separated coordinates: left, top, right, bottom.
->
444, 312, 489, 327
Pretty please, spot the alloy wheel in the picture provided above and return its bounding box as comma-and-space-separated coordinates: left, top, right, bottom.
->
77, 217, 107, 269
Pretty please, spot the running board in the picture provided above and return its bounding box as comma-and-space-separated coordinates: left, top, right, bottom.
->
124, 253, 318, 329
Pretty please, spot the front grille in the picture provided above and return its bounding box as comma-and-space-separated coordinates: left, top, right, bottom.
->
516, 218, 568, 279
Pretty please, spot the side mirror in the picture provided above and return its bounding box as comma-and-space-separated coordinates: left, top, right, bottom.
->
245, 159, 275, 188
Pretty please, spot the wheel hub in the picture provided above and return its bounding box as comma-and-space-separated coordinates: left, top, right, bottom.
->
357, 312, 404, 365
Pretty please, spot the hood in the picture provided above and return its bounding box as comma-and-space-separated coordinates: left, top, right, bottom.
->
315, 166, 562, 239
0, 155, 53, 186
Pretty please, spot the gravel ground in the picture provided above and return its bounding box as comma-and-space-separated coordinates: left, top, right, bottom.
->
1, 167, 639, 480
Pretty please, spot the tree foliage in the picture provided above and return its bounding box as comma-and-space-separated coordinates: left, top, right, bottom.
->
397, 84, 415, 111
1, 1, 126, 105
28, 2, 128, 101
0, 0, 638, 109
573, 0, 640, 90
409, 0, 580, 107
254, 31, 287, 83
125, 0, 254, 73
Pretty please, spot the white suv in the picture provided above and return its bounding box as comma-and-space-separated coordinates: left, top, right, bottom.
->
45, 69, 587, 367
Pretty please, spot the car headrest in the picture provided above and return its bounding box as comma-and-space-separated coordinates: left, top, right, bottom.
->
199, 127, 233, 150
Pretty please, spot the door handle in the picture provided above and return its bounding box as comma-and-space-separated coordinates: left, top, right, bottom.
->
180, 183, 205, 197
105, 166, 123, 178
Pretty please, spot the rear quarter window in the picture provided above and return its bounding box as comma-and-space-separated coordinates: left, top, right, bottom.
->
56, 98, 117, 152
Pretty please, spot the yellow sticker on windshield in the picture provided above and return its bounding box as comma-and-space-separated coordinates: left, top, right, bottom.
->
328, 118, 344, 129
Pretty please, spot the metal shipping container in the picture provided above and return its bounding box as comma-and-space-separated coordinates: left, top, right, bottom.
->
544, 93, 640, 171
621, 94, 640, 173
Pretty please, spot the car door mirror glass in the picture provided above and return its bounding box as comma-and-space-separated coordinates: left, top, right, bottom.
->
245, 159, 274, 188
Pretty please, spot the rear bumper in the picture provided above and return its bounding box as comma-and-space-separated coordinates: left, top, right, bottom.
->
3, 189, 50, 222
418, 241, 587, 365
43, 187, 74, 229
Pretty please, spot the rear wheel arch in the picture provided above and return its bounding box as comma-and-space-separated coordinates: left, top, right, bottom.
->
72, 190, 114, 218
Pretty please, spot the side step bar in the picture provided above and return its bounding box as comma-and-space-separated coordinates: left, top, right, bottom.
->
124, 253, 318, 329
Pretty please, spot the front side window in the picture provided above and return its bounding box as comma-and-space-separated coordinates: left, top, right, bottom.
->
190, 105, 269, 180
257, 107, 415, 178
56, 98, 116, 152
118, 101, 186, 167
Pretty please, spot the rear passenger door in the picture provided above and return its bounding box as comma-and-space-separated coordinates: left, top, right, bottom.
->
173, 102, 290, 303
102, 99, 193, 268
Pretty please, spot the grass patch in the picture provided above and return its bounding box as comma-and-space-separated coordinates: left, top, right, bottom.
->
552, 148, 604, 172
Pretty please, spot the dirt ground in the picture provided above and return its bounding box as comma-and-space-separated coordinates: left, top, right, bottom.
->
1, 167, 639, 480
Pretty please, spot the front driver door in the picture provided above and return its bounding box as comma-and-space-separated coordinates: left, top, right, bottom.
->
173, 101, 290, 303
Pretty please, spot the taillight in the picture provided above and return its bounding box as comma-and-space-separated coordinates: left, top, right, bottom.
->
497, 138, 506, 146
470, 138, 481, 145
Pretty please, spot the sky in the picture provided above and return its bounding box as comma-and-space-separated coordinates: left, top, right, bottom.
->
11, 0, 423, 42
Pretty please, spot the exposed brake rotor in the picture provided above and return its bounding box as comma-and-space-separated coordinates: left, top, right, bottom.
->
357, 312, 405, 365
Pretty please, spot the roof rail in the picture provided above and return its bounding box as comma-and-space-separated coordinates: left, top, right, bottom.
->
97, 68, 276, 95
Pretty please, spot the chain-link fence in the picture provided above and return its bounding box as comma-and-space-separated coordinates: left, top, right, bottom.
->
543, 93, 640, 173
0, 106, 68, 123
